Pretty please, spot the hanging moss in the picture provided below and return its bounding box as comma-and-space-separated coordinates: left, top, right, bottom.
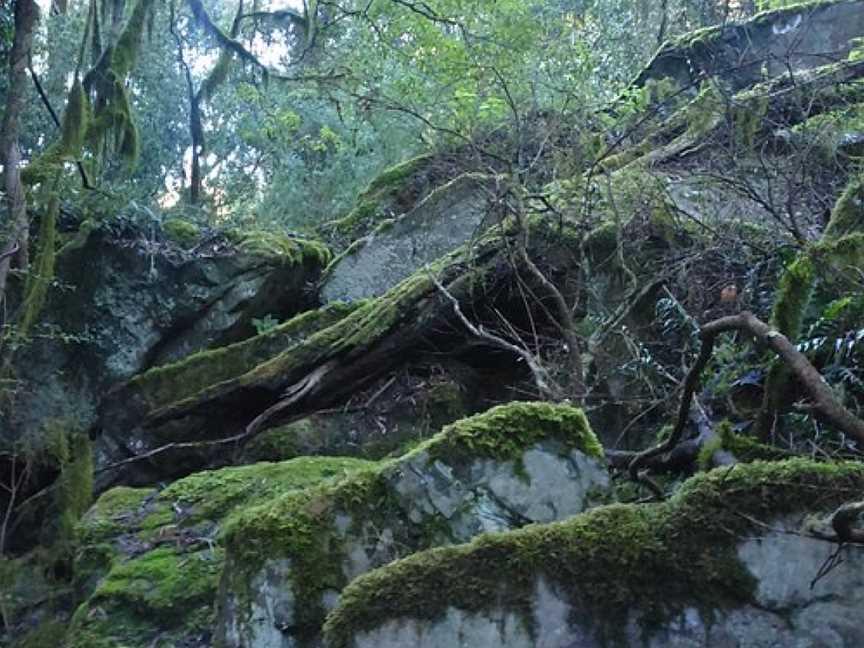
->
769, 254, 814, 340
81, 0, 156, 171
824, 175, 864, 238
60, 78, 88, 158
49, 425, 94, 558
110, 0, 155, 78
18, 196, 59, 337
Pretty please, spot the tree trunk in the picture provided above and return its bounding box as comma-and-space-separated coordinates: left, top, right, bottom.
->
0, 0, 40, 305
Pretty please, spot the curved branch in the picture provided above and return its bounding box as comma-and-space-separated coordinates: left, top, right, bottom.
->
629, 311, 864, 492
831, 500, 864, 544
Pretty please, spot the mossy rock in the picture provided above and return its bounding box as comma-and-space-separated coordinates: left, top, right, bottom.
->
68, 456, 371, 648
227, 229, 333, 266
320, 173, 494, 303
324, 458, 864, 647
320, 154, 438, 247
98, 217, 581, 487
162, 218, 201, 248
216, 402, 607, 646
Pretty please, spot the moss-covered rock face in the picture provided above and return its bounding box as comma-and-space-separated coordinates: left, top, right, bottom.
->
321, 173, 494, 303
323, 459, 864, 648
95, 217, 572, 487
636, 1, 864, 94
319, 154, 449, 249
67, 456, 371, 648
215, 402, 609, 648
2, 220, 331, 460
95, 302, 358, 487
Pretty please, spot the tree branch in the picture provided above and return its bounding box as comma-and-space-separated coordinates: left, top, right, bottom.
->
628, 311, 864, 494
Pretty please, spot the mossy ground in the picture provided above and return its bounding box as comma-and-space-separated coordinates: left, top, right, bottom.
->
324, 459, 864, 647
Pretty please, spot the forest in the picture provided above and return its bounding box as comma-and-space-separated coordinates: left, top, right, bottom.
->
2, 0, 864, 646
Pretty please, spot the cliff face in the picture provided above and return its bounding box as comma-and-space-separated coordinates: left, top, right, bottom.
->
4, 2, 864, 647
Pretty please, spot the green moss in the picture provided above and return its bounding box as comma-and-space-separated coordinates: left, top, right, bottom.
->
18, 196, 59, 337
423, 401, 603, 464
70, 456, 370, 647
770, 254, 814, 340
67, 546, 224, 647
239, 420, 309, 462
60, 78, 87, 157
759, 173, 864, 435
159, 456, 372, 524
825, 176, 864, 238
123, 301, 357, 412
111, 0, 154, 77
685, 83, 725, 139
813, 231, 864, 267
229, 230, 332, 266
363, 154, 432, 197
323, 154, 434, 244
231, 264, 444, 390
91, 546, 221, 617
77, 487, 154, 545
53, 432, 94, 554
139, 218, 574, 427
425, 382, 467, 420
697, 422, 794, 470
325, 459, 864, 647
162, 218, 200, 248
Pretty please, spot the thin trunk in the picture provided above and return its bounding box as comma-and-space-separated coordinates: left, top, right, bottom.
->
0, 0, 41, 305
189, 95, 203, 205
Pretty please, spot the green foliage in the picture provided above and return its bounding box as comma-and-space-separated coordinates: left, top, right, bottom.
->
251, 314, 280, 335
